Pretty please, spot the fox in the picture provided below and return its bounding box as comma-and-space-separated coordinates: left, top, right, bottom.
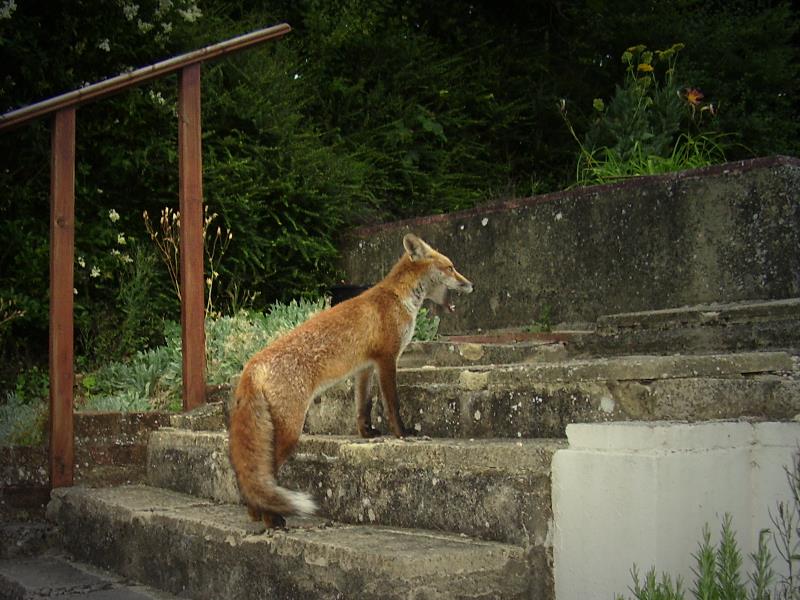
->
229, 233, 473, 527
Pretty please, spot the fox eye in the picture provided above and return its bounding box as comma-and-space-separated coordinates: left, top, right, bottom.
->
446, 266, 455, 273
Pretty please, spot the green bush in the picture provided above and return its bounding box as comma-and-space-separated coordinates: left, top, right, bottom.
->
562, 43, 730, 185
78, 295, 442, 413
619, 516, 774, 600
1, 1, 797, 387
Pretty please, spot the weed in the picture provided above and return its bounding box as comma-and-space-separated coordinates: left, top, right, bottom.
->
413, 307, 440, 342
524, 305, 553, 333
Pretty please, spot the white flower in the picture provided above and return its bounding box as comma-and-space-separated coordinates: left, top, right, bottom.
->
111, 249, 121, 257
122, 2, 139, 21
77, 256, 86, 268
108, 209, 120, 222
178, 4, 202, 22
148, 90, 166, 106
0, 0, 17, 20
90, 266, 101, 278
156, 0, 173, 16
73, 288, 78, 296
117, 233, 127, 246
98, 38, 111, 52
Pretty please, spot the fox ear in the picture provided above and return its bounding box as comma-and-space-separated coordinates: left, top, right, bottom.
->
403, 233, 432, 261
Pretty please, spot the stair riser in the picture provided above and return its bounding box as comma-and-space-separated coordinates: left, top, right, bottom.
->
148, 432, 560, 548
306, 378, 800, 438
402, 316, 800, 366
582, 320, 800, 357
48, 487, 531, 600
399, 341, 568, 368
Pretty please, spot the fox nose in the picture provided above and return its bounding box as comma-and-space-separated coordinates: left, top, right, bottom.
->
463, 280, 474, 293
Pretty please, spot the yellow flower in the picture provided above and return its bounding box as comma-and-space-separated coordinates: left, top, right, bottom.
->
637, 63, 654, 73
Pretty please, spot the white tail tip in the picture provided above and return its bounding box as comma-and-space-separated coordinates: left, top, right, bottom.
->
284, 488, 318, 516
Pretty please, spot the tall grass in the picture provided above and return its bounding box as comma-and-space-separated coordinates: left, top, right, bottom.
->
577, 133, 729, 186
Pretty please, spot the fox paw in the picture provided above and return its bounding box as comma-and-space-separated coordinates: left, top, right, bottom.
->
263, 513, 287, 529
358, 425, 382, 439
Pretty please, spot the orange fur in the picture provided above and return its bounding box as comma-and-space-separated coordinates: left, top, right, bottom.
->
229, 234, 473, 526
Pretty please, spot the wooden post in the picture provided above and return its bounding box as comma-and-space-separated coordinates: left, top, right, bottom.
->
178, 63, 206, 411
49, 107, 76, 488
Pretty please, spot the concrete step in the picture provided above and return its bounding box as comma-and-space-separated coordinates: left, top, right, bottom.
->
306, 352, 800, 438
47, 485, 531, 600
402, 298, 800, 368
169, 352, 799, 439
148, 430, 562, 547
0, 552, 180, 599
585, 297, 800, 356
399, 338, 569, 368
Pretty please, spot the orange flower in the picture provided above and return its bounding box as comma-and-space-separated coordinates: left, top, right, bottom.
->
684, 87, 704, 106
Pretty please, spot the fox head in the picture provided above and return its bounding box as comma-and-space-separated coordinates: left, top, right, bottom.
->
403, 233, 473, 312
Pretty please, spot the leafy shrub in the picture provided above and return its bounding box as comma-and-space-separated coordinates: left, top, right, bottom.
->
562, 43, 730, 185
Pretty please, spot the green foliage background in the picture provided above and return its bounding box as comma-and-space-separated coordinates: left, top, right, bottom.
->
0, 0, 798, 384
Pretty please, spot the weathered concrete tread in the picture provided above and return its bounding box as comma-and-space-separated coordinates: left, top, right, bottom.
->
0, 552, 180, 599
397, 351, 795, 385
148, 431, 563, 548
49, 485, 529, 600
598, 297, 800, 329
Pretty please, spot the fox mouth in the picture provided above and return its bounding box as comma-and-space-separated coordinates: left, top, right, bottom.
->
431, 286, 469, 313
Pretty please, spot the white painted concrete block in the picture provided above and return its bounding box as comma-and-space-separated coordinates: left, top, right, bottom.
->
553, 420, 800, 600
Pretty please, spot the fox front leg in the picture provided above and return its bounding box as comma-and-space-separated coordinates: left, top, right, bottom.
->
355, 367, 381, 438
375, 356, 411, 438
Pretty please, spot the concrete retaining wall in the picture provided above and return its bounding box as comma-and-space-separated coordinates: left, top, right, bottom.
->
0, 412, 167, 514
338, 156, 800, 334
552, 420, 800, 599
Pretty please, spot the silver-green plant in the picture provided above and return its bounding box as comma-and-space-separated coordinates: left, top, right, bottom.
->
80, 297, 327, 412
0, 390, 47, 446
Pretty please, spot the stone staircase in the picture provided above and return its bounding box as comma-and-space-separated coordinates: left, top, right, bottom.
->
35, 298, 800, 599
